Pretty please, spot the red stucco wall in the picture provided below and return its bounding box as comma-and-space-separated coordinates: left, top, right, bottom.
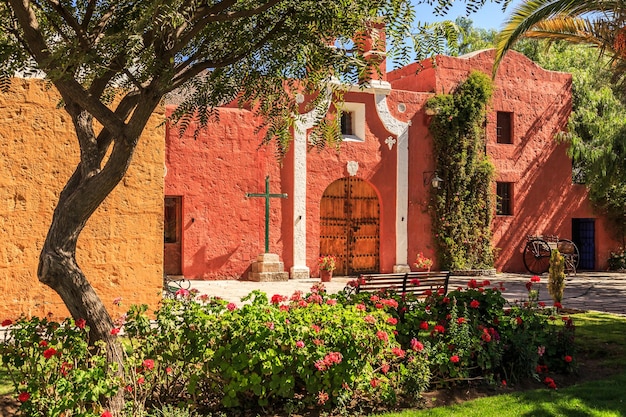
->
166, 49, 620, 279
164, 107, 284, 279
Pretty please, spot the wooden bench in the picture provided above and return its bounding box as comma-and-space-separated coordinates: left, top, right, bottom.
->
344, 271, 451, 298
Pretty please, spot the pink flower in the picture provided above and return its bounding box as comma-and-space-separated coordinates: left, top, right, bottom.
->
137, 377, 145, 385
450, 355, 460, 363
166, 367, 173, 374
470, 299, 480, 308
75, 318, 86, 329
226, 302, 237, 311
296, 341, 305, 348
265, 322, 275, 330
317, 390, 329, 405
364, 315, 376, 324
370, 378, 380, 388
110, 328, 120, 335
2, 319, 12, 327
18, 392, 30, 402
143, 359, 155, 370
410, 338, 424, 351
326, 299, 337, 306
43, 348, 57, 359
311, 324, 321, 333
387, 317, 398, 325
537, 346, 545, 356
356, 303, 366, 311
175, 288, 189, 297
376, 330, 389, 342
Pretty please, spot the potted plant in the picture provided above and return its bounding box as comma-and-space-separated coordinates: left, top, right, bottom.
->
414, 252, 433, 272
318, 255, 336, 282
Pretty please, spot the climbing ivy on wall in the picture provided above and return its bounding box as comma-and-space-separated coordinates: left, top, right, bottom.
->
426, 71, 496, 271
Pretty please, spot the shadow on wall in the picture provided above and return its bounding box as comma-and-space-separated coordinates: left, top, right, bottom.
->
189, 244, 241, 279
494, 85, 586, 272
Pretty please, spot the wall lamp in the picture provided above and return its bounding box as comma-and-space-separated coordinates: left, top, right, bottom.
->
423, 171, 443, 189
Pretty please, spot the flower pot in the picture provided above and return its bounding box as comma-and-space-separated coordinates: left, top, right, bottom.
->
320, 270, 332, 282
414, 267, 431, 273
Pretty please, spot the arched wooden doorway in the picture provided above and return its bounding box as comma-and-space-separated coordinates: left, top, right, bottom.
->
319, 177, 380, 275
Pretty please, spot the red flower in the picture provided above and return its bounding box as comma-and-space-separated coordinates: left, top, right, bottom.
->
39, 340, 48, 347
434, 324, 445, 334
166, 367, 173, 375
75, 318, 86, 329
270, 294, 286, 305
450, 355, 460, 363
110, 328, 120, 335
376, 331, 389, 342
391, 347, 406, 357
564, 355, 573, 363
137, 377, 145, 385
502, 380, 507, 386
143, 359, 155, 370
102, 412, 113, 417
516, 316, 523, 325
43, 348, 57, 359
554, 302, 563, 309
457, 317, 466, 324
381, 363, 390, 374
296, 340, 305, 348
2, 319, 12, 327
387, 317, 398, 325
419, 321, 429, 330
18, 392, 30, 402
470, 299, 480, 308
531, 275, 541, 282
410, 278, 420, 286
356, 303, 366, 311
226, 302, 237, 311
410, 338, 424, 351
370, 378, 380, 388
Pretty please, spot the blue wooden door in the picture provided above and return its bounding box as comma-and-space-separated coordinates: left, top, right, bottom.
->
572, 218, 595, 270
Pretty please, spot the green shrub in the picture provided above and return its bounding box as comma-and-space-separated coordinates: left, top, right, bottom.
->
0, 316, 118, 416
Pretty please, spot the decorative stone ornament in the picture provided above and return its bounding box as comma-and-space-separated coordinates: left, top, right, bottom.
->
385, 136, 396, 150
347, 161, 359, 176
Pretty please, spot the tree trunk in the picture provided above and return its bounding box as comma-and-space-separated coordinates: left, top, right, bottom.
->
36, 114, 140, 415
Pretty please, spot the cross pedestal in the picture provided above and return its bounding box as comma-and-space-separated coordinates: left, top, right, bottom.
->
245, 176, 289, 282
248, 253, 289, 282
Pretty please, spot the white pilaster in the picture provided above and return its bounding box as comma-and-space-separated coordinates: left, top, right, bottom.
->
290, 98, 330, 279
374, 93, 410, 271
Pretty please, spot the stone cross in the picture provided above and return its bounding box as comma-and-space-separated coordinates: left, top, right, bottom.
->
245, 176, 288, 253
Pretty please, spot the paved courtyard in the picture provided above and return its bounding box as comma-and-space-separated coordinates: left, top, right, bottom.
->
186, 271, 626, 316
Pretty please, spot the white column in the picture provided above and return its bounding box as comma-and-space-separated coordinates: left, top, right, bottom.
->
374, 89, 411, 272
290, 98, 330, 279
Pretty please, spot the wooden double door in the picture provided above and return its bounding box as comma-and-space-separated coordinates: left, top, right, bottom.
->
319, 177, 380, 276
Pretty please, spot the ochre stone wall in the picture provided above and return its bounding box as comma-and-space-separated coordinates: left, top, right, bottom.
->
0, 78, 164, 320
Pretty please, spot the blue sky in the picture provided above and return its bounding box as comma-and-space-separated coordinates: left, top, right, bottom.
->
412, 0, 522, 30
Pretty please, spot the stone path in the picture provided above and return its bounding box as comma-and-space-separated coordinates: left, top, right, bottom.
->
186, 271, 626, 315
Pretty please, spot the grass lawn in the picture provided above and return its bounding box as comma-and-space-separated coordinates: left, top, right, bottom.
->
377, 311, 626, 417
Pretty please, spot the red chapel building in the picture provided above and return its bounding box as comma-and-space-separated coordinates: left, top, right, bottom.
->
164, 46, 620, 281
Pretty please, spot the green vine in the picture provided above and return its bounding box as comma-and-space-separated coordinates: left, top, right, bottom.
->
426, 71, 496, 271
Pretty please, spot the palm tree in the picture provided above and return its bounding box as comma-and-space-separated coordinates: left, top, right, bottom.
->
493, 0, 626, 76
